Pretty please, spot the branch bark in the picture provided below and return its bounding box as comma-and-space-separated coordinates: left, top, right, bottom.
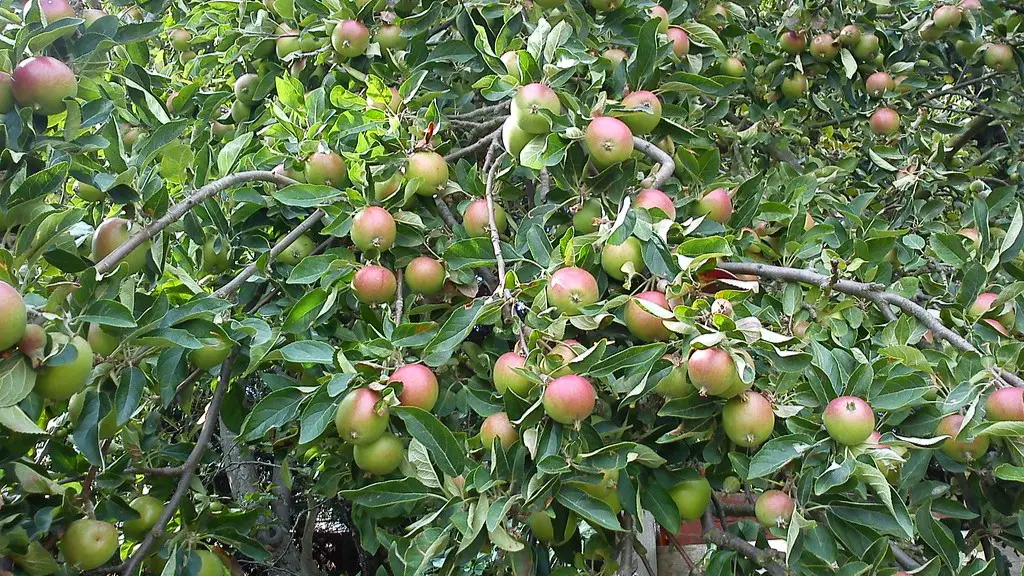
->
632, 137, 675, 189
444, 126, 502, 163
484, 151, 508, 293
700, 507, 786, 576
450, 101, 510, 122
95, 171, 297, 275
943, 115, 995, 163
434, 197, 498, 289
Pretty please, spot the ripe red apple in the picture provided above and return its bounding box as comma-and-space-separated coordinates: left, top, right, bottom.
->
463, 198, 507, 238
617, 90, 662, 135
332, 20, 370, 58
502, 116, 532, 157
493, 352, 535, 396
350, 206, 396, 252
61, 519, 119, 570
404, 257, 445, 296
722, 391, 775, 448
982, 318, 1010, 336
92, 217, 149, 273
35, 334, 93, 400
573, 198, 603, 233
353, 431, 404, 474
87, 323, 118, 356
584, 116, 634, 168
695, 188, 733, 224
755, 490, 794, 528
779, 31, 806, 55
666, 27, 689, 58
547, 266, 600, 315
649, 5, 669, 33
304, 152, 347, 187
865, 71, 895, 97
936, 413, 989, 462
601, 237, 645, 280
352, 265, 397, 304
624, 291, 672, 342
0, 280, 26, 351
277, 233, 314, 266
986, 387, 1024, 421
869, 107, 900, 136
720, 55, 745, 77
687, 347, 740, 396
512, 83, 561, 134
810, 33, 839, 61
969, 292, 1016, 328
124, 495, 163, 540
375, 25, 407, 50
335, 388, 389, 445
853, 33, 879, 60
26, 0, 75, 20
390, 363, 439, 411
933, 4, 962, 30
481, 411, 518, 447
635, 188, 676, 220
189, 332, 232, 370
668, 475, 711, 521
543, 374, 596, 424
780, 72, 807, 99
12, 56, 77, 116
822, 396, 875, 445
984, 43, 1015, 73
17, 323, 45, 359
654, 357, 691, 398
839, 24, 862, 46
406, 151, 449, 196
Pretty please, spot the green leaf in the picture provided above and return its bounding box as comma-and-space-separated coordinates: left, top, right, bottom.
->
279, 341, 335, 364
217, 132, 253, 175
115, 366, 146, 425
680, 22, 726, 53
854, 462, 913, 538
0, 357, 36, 408
394, 406, 466, 477
916, 501, 960, 569
747, 434, 816, 479
239, 387, 305, 441
994, 463, 1024, 483
72, 390, 103, 465
588, 343, 666, 378
9, 541, 60, 575
422, 299, 498, 367
641, 481, 680, 532
555, 486, 623, 531
11, 162, 68, 205
339, 478, 440, 507
80, 299, 138, 328
0, 405, 45, 435
298, 385, 335, 444
135, 120, 189, 168
272, 184, 345, 208
878, 345, 932, 374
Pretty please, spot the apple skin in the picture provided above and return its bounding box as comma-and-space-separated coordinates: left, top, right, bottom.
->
35, 334, 94, 401
0, 280, 27, 351
277, 234, 315, 266
189, 333, 232, 370
92, 218, 150, 274
61, 518, 119, 570
124, 495, 164, 540
668, 475, 711, 521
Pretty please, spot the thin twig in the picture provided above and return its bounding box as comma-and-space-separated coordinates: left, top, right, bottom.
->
538, 169, 550, 204
95, 171, 297, 275
632, 137, 675, 189
444, 127, 502, 163
891, 543, 922, 571
484, 151, 508, 294
433, 197, 498, 289
450, 101, 510, 122
943, 115, 995, 163
246, 237, 338, 313
394, 268, 404, 324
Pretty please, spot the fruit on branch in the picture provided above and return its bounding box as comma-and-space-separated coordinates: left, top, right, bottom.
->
502, 116, 532, 157
666, 27, 689, 58
195, 549, 229, 576
230, 100, 250, 123
27, 0, 74, 20
584, 116, 634, 168
304, 152, 347, 187
936, 414, 989, 462
543, 375, 596, 424
573, 199, 603, 233
869, 107, 900, 136
276, 26, 301, 59
649, 5, 669, 33
480, 411, 518, 447
865, 71, 895, 98
168, 28, 191, 51
87, 323, 118, 357
202, 235, 231, 274
493, 352, 534, 396
335, 388, 389, 445
121, 124, 142, 146
668, 475, 711, 521
332, 20, 370, 58
601, 237, 645, 281
655, 358, 691, 398
711, 298, 733, 317
624, 291, 672, 342
73, 180, 103, 202
548, 340, 581, 376
779, 30, 806, 55
722, 391, 775, 448
960, 0, 981, 9
233, 73, 259, 106
92, 217, 150, 274
528, 511, 576, 544
616, 90, 662, 135
464, 198, 507, 238
512, 83, 562, 134
755, 490, 794, 527
351, 206, 397, 252
124, 495, 164, 540
853, 33, 879, 60
404, 256, 445, 296
354, 432, 404, 475
986, 387, 1024, 421
575, 470, 621, 512
982, 318, 1010, 336
780, 72, 807, 99
590, 0, 620, 13
970, 292, 1016, 328
189, 332, 232, 370
810, 33, 839, 62
35, 334, 93, 400
822, 396, 875, 445
376, 25, 407, 50
919, 20, 942, 42
277, 233, 315, 266
12, 56, 77, 116
932, 4, 962, 30
634, 188, 676, 220
687, 347, 741, 396
546, 266, 600, 315
352, 265, 398, 304
0, 280, 26, 351
374, 171, 403, 201
390, 363, 439, 411
18, 324, 45, 358
839, 24, 862, 46
61, 519, 119, 570
406, 151, 449, 196
720, 56, 746, 77
695, 187, 733, 224
984, 44, 1015, 73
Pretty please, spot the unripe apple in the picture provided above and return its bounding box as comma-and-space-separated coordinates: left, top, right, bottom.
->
654, 358, 690, 398
649, 5, 669, 33
406, 151, 449, 196
0, 280, 27, 351
810, 33, 839, 62
276, 28, 301, 59
986, 387, 1024, 421
374, 172, 403, 201
695, 188, 733, 224
230, 100, 250, 123
35, 335, 93, 400
865, 71, 894, 97
304, 152, 347, 187
352, 265, 397, 304
354, 432, 404, 475
543, 374, 596, 424
493, 352, 534, 396
573, 199, 603, 233
512, 83, 561, 134
549, 340, 581, 377
584, 116, 634, 168
635, 188, 676, 220
602, 47, 628, 67
234, 73, 260, 105
350, 206, 396, 252
61, 519, 119, 570
547, 266, 600, 315
189, 332, 232, 370
390, 363, 439, 411
601, 237, 645, 280
687, 347, 740, 396
168, 28, 191, 51
375, 25, 407, 50
822, 396, 875, 445
666, 28, 689, 58
87, 323, 118, 357
616, 90, 662, 135
332, 20, 370, 58
17, 323, 45, 359
919, 20, 942, 42
839, 24, 862, 46
869, 107, 900, 135
668, 475, 711, 521
335, 387, 389, 445
481, 411, 518, 447
590, 0, 620, 12
984, 44, 1015, 73
277, 233, 314, 266
502, 116, 532, 158
932, 4, 962, 30
73, 180, 104, 202
124, 495, 164, 540
779, 31, 806, 55
12, 56, 78, 116
755, 490, 794, 527
720, 56, 746, 77
535, 0, 565, 8
711, 298, 733, 317
853, 33, 879, 60
463, 198, 507, 238
404, 257, 445, 296
780, 72, 807, 99
624, 291, 672, 342
722, 390, 775, 448
92, 218, 149, 273
936, 413, 989, 462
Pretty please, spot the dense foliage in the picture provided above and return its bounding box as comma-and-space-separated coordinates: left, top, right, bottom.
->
0, 0, 1023, 575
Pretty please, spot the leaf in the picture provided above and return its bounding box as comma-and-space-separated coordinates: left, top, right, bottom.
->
641, 481, 680, 532
394, 406, 466, 477
115, 366, 146, 425
878, 345, 932, 374
916, 501, 960, 569
79, 299, 137, 328
217, 132, 253, 175
298, 385, 335, 444
0, 405, 45, 435
680, 22, 726, 53
555, 486, 623, 531
14, 462, 63, 494
747, 434, 816, 479
239, 387, 305, 441
8, 541, 59, 575
840, 48, 858, 79
135, 120, 189, 168
854, 462, 913, 539
72, 390, 103, 465
279, 341, 335, 364
422, 299, 497, 367
588, 343, 666, 378
272, 184, 345, 208
339, 478, 439, 507
0, 357, 36, 408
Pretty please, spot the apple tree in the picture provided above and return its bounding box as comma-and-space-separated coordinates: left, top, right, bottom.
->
0, 0, 1024, 575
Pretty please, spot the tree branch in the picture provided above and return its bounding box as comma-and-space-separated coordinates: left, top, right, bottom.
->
433, 197, 498, 289
484, 150, 508, 294
942, 115, 994, 163
214, 209, 326, 299
538, 169, 551, 204
701, 507, 785, 576
444, 126, 502, 163
95, 171, 297, 275
450, 101, 510, 122
890, 543, 922, 571
632, 137, 675, 189
300, 498, 320, 576
393, 268, 404, 324
717, 261, 1024, 387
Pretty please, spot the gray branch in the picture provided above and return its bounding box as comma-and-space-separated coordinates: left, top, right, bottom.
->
632, 136, 675, 189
